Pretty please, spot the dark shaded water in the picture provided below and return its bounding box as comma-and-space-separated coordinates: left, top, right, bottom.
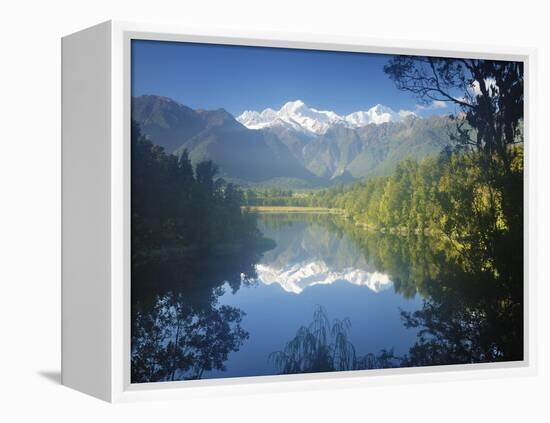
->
131, 213, 523, 383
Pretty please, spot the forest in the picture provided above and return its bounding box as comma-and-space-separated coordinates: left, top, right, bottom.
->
131, 121, 272, 265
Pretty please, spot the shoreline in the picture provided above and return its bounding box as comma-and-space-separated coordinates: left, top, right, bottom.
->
243, 205, 442, 238
243, 206, 345, 214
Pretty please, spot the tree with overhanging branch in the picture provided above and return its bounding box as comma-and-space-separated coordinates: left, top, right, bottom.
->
384, 56, 523, 169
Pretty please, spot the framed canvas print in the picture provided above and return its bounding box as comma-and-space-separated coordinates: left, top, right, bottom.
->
61, 21, 537, 402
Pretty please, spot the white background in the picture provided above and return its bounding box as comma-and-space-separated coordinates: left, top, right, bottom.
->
1, 0, 548, 421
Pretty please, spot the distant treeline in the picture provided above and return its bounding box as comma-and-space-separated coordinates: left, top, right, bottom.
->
243, 187, 310, 207
248, 145, 523, 237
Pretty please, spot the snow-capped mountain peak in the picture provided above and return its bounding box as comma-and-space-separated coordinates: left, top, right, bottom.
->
237, 100, 416, 135
345, 104, 416, 126
281, 99, 305, 112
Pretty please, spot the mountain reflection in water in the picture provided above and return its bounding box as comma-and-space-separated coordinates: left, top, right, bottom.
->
208, 213, 422, 378
254, 214, 394, 294
256, 215, 392, 294
256, 261, 392, 294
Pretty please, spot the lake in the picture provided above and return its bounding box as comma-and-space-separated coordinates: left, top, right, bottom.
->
205, 213, 422, 379
131, 211, 523, 383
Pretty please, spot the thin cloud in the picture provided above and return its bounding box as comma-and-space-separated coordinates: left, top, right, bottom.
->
416, 100, 448, 111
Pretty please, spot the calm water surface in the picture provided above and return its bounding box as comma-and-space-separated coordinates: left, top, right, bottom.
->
205, 214, 422, 379
132, 211, 523, 383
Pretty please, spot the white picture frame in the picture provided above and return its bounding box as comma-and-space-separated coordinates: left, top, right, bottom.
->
61, 20, 537, 403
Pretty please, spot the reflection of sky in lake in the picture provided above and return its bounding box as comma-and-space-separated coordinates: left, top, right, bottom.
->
205, 215, 422, 379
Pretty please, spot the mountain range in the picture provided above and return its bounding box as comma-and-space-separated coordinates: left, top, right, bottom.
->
236, 100, 416, 135
132, 95, 453, 188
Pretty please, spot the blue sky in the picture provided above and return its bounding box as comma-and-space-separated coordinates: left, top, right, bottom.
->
131, 39, 449, 117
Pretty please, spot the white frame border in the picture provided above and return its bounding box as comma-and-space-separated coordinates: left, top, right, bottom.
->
108, 20, 537, 403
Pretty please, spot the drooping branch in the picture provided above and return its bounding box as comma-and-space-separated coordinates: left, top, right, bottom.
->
384, 56, 524, 165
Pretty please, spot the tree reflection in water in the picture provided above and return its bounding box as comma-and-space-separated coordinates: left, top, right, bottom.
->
132, 290, 249, 382
270, 305, 403, 374
271, 214, 523, 373
131, 244, 267, 383
336, 215, 522, 365
133, 210, 523, 380
400, 253, 523, 366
